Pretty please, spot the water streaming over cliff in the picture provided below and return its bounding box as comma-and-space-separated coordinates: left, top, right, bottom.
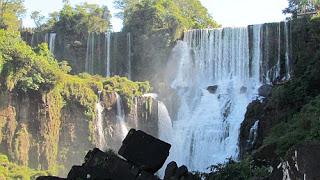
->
166, 23, 292, 172
105, 32, 111, 77
115, 93, 129, 140
49, 33, 56, 54
95, 92, 107, 150
127, 33, 132, 80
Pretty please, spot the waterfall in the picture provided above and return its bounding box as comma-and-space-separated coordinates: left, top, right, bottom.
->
158, 101, 173, 142
284, 21, 292, 80
105, 32, 111, 77
247, 120, 259, 145
167, 27, 264, 172
115, 93, 128, 140
85, 33, 95, 74
49, 33, 56, 54
127, 33, 132, 80
95, 92, 107, 150
252, 25, 262, 83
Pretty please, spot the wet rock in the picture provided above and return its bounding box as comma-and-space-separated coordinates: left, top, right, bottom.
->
67, 148, 138, 180
282, 142, 320, 180
118, 129, 171, 174
240, 86, 247, 94
258, 84, 272, 97
207, 85, 218, 94
164, 161, 178, 179
164, 162, 199, 180
175, 165, 188, 178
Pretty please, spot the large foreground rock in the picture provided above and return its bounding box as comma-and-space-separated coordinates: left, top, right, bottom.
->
118, 129, 171, 174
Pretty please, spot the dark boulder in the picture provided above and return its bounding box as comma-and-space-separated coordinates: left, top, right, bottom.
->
240, 86, 247, 94
164, 161, 178, 180
67, 148, 139, 180
258, 84, 272, 97
118, 129, 171, 174
164, 162, 199, 180
207, 85, 218, 94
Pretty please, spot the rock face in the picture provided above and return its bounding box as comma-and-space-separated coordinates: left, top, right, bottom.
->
240, 86, 247, 94
282, 142, 320, 180
258, 84, 272, 97
207, 85, 218, 94
0, 91, 160, 176
239, 100, 266, 158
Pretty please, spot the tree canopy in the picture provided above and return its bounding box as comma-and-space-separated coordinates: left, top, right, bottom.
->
284, 0, 320, 17
0, 0, 25, 30
114, 0, 219, 34
45, 3, 112, 34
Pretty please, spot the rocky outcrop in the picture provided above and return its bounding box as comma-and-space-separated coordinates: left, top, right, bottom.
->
258, 84, 272, 97
0, 90, 160, 176
207, 85, 218, 94
281, 142, 320, 180
239, 100, 266, 158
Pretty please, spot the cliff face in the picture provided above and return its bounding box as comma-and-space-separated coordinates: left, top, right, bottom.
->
239, 17, 320, 179
21, 31, 131, 77
0, 90, 159, 176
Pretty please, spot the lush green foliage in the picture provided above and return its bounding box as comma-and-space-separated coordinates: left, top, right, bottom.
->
47, 3, 112, 34
0, 154, 49, 179
284, 0, 320, 17
0, 29, 150, 111
0, 0, 26, 30
262, 17, 320, 156
115, 0, 219, 35
198, 158, 270, 180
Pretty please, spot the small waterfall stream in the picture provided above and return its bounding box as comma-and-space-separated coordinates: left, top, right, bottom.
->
49, 33, 56, 54
115, 93, 129, 140
95, 91, 107, 150
127, 33, 132, 80
105, 32, 111, 77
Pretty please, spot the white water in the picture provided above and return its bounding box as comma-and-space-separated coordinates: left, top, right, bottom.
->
127, 33, 132, 80
95, 102, 107, 150
49, 33, 56, 54
158, 101, 173, 143
85, 33, 95, 74
95, 91, 107, 150
168, 27, 262, 172
285, 21, 291, 80
115, 93, 129, 140
105, 32, 111, 77
247, 120, 259, 145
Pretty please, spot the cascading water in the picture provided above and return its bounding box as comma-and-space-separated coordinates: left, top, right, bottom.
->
95, 91, 107, 150
166, 23, 292, 172
115, 93, 129, 140
105, 32, 111, 77
85, 33, 95, 74
49, 33, 56, 54
127, 33, 132, 80
158, 101, 173, 142
284, 21, 292, 80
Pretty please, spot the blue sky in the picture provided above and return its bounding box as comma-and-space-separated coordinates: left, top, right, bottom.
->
23, 0, 289, 31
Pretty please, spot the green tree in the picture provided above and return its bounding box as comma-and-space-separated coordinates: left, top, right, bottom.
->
114, 0, 219, 34
284, 0, 320, 17
30, 11, 45, 29
51, 3, 112, 34
0, 0, 25, 30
